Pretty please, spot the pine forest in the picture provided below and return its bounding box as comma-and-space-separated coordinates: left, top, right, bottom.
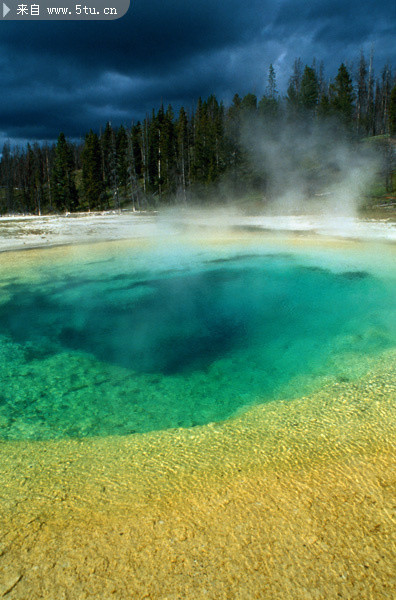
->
1, 57, 395, 215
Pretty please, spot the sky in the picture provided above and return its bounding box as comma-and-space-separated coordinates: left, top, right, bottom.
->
0, 0, 395, 148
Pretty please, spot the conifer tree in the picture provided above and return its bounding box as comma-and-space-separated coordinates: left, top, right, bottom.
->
126, 128, 141, 211
44, 143, 54, 211
1, 143, 15, 214
286, 58, 303, 117
109, 127, 119, 210
210, 96, 226, 179
267, 64, 277, 99
81, 130, 103, 210
52, 132, 78, 213
356, 51, 368, 132
366, 49, 376, 135
316, 60, 326, 100
374, 78, 382, 135
330, 63, 355, 126
141, 116, 150, 195
116, 125, 128, 193
300, 66, 319, 111
32, 142, 45, 215
389, 85, 396, 136
131, 123, 143, 179
146, 110, 160, 196
160, 105, 177, 195
176, 107, 189, 201
23, 144, 35, 213
191, 98, 208, 183
317, 94, 331, 118
380, 64, 393, 133
259, 64, 280, 122
240, 93, 257, 114
225, 94, 243, 177
100, 122, 113, 187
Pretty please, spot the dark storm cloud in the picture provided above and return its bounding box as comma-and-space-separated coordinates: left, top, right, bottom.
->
274, 0, 395, 53
0, 0, 268, 143
1, 1, 265, 74
0, 0, 395, 146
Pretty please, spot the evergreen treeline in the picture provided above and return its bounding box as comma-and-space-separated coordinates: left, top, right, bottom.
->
1, 56, 395, 215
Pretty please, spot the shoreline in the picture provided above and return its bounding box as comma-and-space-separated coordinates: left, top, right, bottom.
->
0, 211, 395, 256
0, 348, 395, 598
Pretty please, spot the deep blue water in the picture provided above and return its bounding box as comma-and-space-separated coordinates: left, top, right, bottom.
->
0, 246, 394, 440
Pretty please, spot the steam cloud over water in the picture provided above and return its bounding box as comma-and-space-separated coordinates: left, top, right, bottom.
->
239, 116, 380, 217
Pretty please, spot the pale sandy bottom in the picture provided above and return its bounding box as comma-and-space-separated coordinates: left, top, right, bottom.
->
0, 348, 395, 600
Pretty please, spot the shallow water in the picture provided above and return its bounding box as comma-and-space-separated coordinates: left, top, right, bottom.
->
0, 235, 395, 440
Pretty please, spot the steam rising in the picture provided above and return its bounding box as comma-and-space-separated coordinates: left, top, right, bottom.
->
0, 117, 391, 252
239, 116, 380, 218
159, 115, 385, 242
157, 117, 390, 241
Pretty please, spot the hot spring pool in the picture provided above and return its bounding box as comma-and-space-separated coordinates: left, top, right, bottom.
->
0, 234, 395, 440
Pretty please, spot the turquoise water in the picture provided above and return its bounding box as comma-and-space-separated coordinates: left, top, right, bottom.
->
0, 241, 395, 440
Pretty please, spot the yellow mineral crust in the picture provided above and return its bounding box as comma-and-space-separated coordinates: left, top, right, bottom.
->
0, 349, 395, 599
